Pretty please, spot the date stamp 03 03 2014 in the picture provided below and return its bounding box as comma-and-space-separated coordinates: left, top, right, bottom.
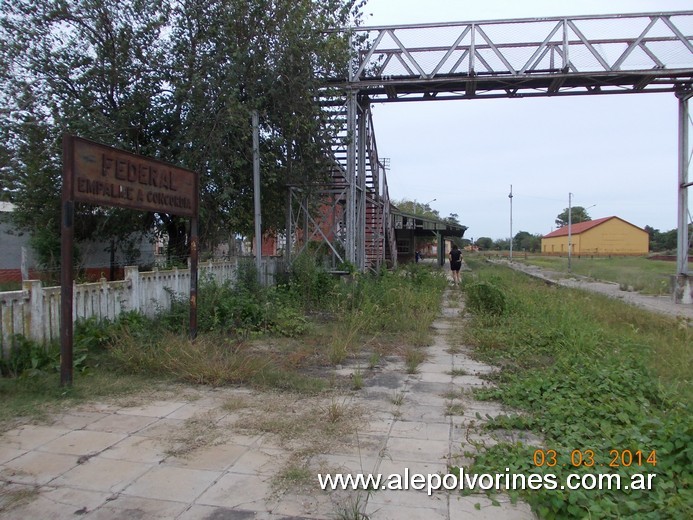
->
532, 449, 658, 469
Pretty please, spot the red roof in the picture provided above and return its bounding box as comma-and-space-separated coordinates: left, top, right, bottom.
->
543, 216, 632, 239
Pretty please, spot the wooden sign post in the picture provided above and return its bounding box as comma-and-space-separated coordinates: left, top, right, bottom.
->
61, 135, 199, 386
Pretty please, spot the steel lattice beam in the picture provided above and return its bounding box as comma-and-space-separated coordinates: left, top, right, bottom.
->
331, 12, 693, 101
294, 11, 693, 277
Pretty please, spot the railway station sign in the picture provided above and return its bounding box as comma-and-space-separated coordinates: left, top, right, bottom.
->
61, 134, 199, 387
69, 135, 197, 217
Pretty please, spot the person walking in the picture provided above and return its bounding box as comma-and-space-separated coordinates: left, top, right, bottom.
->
449, 244, 462, 286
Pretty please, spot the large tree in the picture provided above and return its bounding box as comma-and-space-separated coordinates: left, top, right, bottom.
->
513, 230, 541, 252
555, 206, 592, 228
0, 0, 363, 265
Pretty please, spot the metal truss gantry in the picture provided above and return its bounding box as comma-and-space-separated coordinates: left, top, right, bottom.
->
289, 11, 693, 291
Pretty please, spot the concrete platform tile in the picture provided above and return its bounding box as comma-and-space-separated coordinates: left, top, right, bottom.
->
376, 458, 449, 481
388, 420, 450, 441
100, 435, 168, 464
26, 486, 109, 515
357, 415, 393, 436
196, 472, 275, 511
450, 374, 488, 387
115, 400, 187, 418
395, 405, 448, 424
425, 355, 454, 365
431, 322, 454, 330
73, 402, 122, 414
177, 505, 258, 520
38, 429, 126, 456
87, 495, 189, 519
449, 493, 536, 519
452, 428, 542, 449
85, 413, 159, 434
134, 418, 185, 438
366, 488, 448, 510
227, 448, 286, 476
403, 393, 449, 409
166, 442, 248, 471
407, 382, 453, 395
450, 358, 499, 374
339, 432, 388, 456
313, 454, 379, 476
122, 465, 220, 503
271, 492, 341, 519
166, 402, 225, 421
383, 437, 449, 464
1, 425, 70, 451
0, 488, 106, 520
364, 501, 448, 520
0, 445, 25, 465
50, 412, 108, 430
0, 451, 77, 485
50, 456, 151, 493
416, 371, 452, 384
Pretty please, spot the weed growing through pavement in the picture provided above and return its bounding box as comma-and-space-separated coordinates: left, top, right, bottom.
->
333, 492, 371, 520
445, 403, 465, 416
391, 391, 405, 406
221, 395, 249, 412
165, 411, 222, 457
273, 462, 313, 492
368, 352, 380, 369
0, 485, 41, 514
404, 348, 425, 374
352, 369, 364, 390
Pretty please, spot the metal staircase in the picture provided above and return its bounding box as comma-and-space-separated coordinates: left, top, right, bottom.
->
287, 90, 398, 272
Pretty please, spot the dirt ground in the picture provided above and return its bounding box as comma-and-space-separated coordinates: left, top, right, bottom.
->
497, 260, 693, 322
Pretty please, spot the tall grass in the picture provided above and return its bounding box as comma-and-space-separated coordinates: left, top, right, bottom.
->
518, 255, 676, 295
457, 259, 692, 518
326, 264, 447, 361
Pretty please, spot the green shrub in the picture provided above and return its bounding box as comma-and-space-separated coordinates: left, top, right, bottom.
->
283, 252, 338, 310
464, 281, 507, 315
0, 336, 87, 378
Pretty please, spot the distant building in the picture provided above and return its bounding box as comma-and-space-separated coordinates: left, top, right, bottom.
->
541, 216, 649, 256
1, 202, 155, 283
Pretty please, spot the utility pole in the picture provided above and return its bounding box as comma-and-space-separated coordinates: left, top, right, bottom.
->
568, 192, 572, 271
508, 185, 513, 261
252, 110, 262, 282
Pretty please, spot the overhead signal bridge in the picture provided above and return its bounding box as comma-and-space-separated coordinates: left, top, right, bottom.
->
288, 11, 693, 301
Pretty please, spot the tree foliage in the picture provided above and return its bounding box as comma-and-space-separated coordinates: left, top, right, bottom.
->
513, 231, 542, 252
645, 224, 692, 252
0, 0, 364, 264
393, 198, 440, 218
555, 206, 592, 228
475, 237, 494, 250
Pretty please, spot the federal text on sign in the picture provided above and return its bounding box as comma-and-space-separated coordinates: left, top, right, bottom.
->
71, 136, 197, 217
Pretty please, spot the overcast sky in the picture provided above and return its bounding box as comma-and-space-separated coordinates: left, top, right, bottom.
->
360, 0, 692, 241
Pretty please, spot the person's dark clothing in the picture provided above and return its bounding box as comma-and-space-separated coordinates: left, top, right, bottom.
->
449, 249, 462, 272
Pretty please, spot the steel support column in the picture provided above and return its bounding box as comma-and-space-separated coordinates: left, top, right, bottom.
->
345, 90, 358, 265
674, 89, 693, 303
437, 232, 445, 267
357, 99, 367, 271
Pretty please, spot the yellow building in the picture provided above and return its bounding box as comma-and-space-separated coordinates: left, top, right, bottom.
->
541, 216, 649, 255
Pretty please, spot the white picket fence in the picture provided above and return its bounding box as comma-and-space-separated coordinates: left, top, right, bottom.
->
0, 258, 281, 356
